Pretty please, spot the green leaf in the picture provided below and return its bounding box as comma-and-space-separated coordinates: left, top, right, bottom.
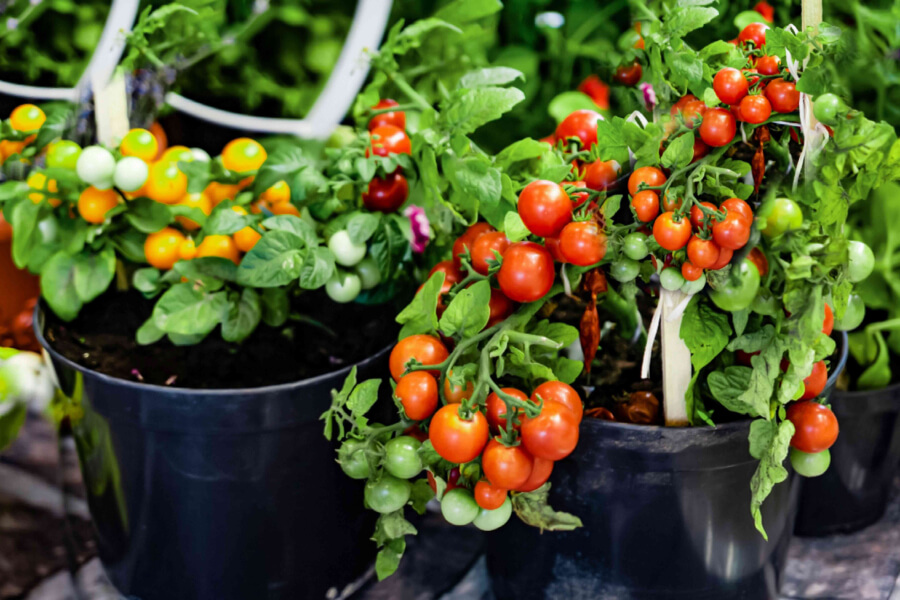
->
10, 199, 43, 269
203, 203, 255, 235
661, 132, 695, 170
190, 257, 239, 283
548, 91, 601, 125
666, 51, 704, 87
260, 288, 290, 327
396, 271, 444, 339
459, 67, 523, 89
261, 215, 318, 248
133, 268, 162, 294
511, 483, 583, 532
707, 366, 768, 418
124, 198, 172, 233
222, 288, 261, 343
494, 138, 549, 169
680, 296, 731, 371
347, 379, 381, 416
136, 317, 165, 345
749, 418, 794, 539
503, 212, 530, 242
434, 0, 502, 24
440, 87, 526, 135
299, 247, 336, 289
665, 6, 718, 38
252, 148, 311, 196
347, 212, 381, 245
152, 283, 228, 336
446, 155, 502, 210
40, 252, 81, 321
73, 247, 116, 303
236, 231, 306, 287
440, 279, 491, 338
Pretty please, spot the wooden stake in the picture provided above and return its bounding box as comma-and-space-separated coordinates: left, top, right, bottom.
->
91, 69, 129, 147
801, 0, 822, 33
659, 289, 690, 427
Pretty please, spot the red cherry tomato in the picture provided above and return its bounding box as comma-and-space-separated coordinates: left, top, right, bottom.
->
628, 166, 667, 196
559, 221, 607, 266
429, 405, 490, 464
823, 304, 834, 336
487, 288, 515, 327
614, 61, 643, 86
544, 236, 566, 263
555, 109, 604, 149
747, 247, 769, 277
711, 246, 734, 270
712, 212, 751, 250
471, 231, 510, 275
756, 55, 781, 76
681, 262, 703, 281
395, 371, 439, 421
515, 457, 554, 492
653, 211, 692, 251
453, 223, 495, 268
474, 479, 508, 510
531, 380, 583, 423
662, 193, 682, 212
766, 79, 800, 113
368, 125, 411, 156
578, 75, 611, 110
486, 388, 531, 431
369, 99, 406, 131
786, 400, 838, 453
584, 160, 619, 191
699, 108, 737, 147
482, 439, 534, 490
742, 68, 761, 88
800, 360, 829, 401
739, 22, 769, 49
690, 201, 718, 231
692, 138, 710, 162
631, 190, 660, 223
517, 180, 573, 237
682, 101, 707, 128
721, 198, 753, 224
389, 334, 449, 381
671, 94, 698, 116
497, 242, 556, 303
740, 95, 772, 124
521, 402, 580, 461
565, 180, 589, 207
362, 172, 408, 212
687, 236, 721, 270
713, 68, 750, 105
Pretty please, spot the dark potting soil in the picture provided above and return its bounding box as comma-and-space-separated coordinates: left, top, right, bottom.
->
42, 290, 401, 389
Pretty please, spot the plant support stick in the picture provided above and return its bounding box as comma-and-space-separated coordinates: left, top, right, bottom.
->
660, 289, 690, 426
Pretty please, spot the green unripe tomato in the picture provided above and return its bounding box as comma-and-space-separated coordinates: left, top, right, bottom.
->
680, 273, 707, 295
75, 145, 116, 185
113, 157, 149, 192
660, 268, 685, 291
610, 258, 641, 282
325, 271, 362, 303
473, 497, 513, 531
812, 93, 846, 125
790, 447, 831, 478
328, 230, 367, 267
709, 259, 760, 312
327, 125, 357, 149
383, 436, 423, 479
338, 439, 370, 479
46, 140, 82, 170
757, 197, 803, 238
355, 256, 382, 290
847, 240, 874, 283
364, 474, 412, 514
834, 294, 865, 331
441, 488, 480, 526
622, 232, 649, 260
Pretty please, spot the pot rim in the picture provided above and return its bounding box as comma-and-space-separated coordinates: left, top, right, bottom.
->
35, 302, 393, 396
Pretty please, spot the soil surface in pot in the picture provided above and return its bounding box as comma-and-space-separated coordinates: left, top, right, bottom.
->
42, 290, 400, 389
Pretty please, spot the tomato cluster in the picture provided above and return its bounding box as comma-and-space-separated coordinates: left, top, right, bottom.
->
387, 332, 583, 528
0, 104, 45, 166
363, 99, 411, 213
786, 399, 839, 477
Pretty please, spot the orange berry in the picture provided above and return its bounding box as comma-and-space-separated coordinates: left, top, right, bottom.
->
179, 238, 197, 261
205, 182, 240, 205
260, 180, 290, 204
144, 227, 186, 270
10, 104, 46, 132
270, 201, 299, 216
144, 161, 188, 204
234, 227, 262, 252
175, 192, 212, 230
221, 138, 267, 172
77, 187, 120, 223
119, 128, 159, 162
149, 121, 168, 160
196, 235, 241, 264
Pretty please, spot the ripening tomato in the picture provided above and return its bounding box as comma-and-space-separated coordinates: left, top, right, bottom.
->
196, 235, 241, 264
497, 242, 556, 303
515, 457, 554, 492
221, 138, 267, 172
740, 95, 772, 124
261, 180, 290, 205
488, 288, 515, 327
179, 238, 197, 261
175, 191, 212, 230
555, 109, 604, 149
628, 166, 666, 195
429, 405, 490, 464
713, 68, 749, 105
120, 128, 159, 162
565, 180, 589, 207
363, 173, 408, 212
578, 75, 611, 109
369, 125, 411, 156
584, 160, 620, 191
487, 388, 531, 431
614, 61, 643, 86
396, 371, 439, 421
77, 186, 120, 224
471, 231, 511, 275
474, 479, 508, 510
712, 212, 751, 250
518, 180, 573, 237
444, 370, 474, 404
234, 225, 262, 252
756, 55, 781, 76
687, 236, 721, 269
653, 211, 692, 251
671, 94, 698, 116
544, 236, 566, 263
369, 99, 406, 131
786, 400, 838, 453
559, 221, 607, 266
682, 101, 707, 128
662, 193, 682, 212
453, 223, 495, 268
682, 262, 703, 282
742, 68, 761, 88
429, 259, 464, 288
144, 227, 186, 270
699, 108, 737, 147
531, 380, 583, 423
748, 247, 769, 277
766, 79, 800, 113
721, 198, 753, 224
482, 439, 534, 490
145, 161, 188, 204
389, 334, 449, 381
800, 360, 829, 401
521, 402, 580, 461
754, 1, 775, 21
631, 190, 660, 223
739, 22, 769, 48
822, 304, 834, 336
690, 201, 718, 231
9, 104, 45, 131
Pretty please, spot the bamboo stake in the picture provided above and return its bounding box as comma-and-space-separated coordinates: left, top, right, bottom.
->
91, 69, 130, 148
659, 289, 690, 426
801, 0, 823, 134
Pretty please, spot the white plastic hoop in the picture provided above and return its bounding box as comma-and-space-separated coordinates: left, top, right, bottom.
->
0, 0, 139, 101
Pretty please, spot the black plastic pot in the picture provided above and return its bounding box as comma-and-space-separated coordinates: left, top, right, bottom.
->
795, 382, 900, 536
487, 418, 799, 600
36, 307, 390, 600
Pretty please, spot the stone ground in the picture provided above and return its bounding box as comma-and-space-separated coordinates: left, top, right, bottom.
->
2, 413, 899, 600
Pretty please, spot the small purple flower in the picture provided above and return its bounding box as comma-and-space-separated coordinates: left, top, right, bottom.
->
404, 205, 430, 254
640, 82, 657, 112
